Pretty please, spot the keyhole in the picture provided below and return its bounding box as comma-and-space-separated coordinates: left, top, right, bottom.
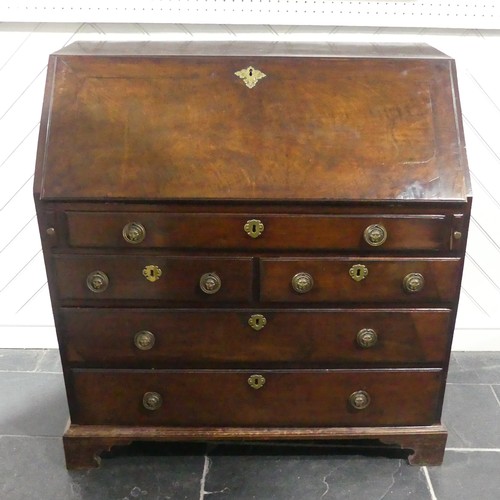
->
252, 224, 257, 233
249, 69, 253, 76
356, 268, 361, 277
150, 269, 154, 277
254, 318, 260, 327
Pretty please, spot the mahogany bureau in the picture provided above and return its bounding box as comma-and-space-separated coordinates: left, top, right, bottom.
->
34, 42, 471, 469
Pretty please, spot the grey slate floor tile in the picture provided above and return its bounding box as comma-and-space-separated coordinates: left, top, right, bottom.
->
448, 352, 500, 384
36, 349, 63, 373
0, 372, 69, 436
0, 349, 41, 372
0, 436, 205, 500
428, 450, 500, 500
442, 383, 500, 448
203, 444, 432, 500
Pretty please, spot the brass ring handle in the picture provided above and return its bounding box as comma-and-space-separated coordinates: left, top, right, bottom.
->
86, 271, 109, 293
122, 222, 146, 244
244, 219, 264, 238
200, 272, 222, 294
248, 374, 266, 389
142, 391, 162, 411
292, 272, 314, 294
364, 224, 387, 247
134, 330, 156, 351
356, 328, 378, 348
403, 272, 425, 293
349, 390, 371, 410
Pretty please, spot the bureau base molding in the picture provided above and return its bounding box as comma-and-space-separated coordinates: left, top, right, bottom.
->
63, 424, 447, 469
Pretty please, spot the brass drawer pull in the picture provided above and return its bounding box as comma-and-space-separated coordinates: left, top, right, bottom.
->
142, 391, 162, 411
134, 330, 155, 350
122, 222, 146, 244
86, 271, 109, 293
349, 264, 368, 282
357, 328, 378, 348
364, 224, 387, 247
349, 390, 371, 410
244, 219, 264, 238
142, 265, 162, 283
292, 272, 314, 294
248, 374, 266, 389
403, 272, 425, 293
200, 272, 222, 294
248, 314, 267, 331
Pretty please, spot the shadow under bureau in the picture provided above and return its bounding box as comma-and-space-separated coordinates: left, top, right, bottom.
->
34, 41, 471, 469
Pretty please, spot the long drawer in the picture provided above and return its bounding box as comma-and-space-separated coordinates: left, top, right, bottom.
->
52, 255, 253, 302
65, 211, 451, 252
70, 369, 443, 427
260, 257, 462, 303
60, 308, 451, 366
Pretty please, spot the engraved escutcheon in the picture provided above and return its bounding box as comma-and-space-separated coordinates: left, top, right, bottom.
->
142, 265, 162, 283
235, 66, 267, 89
244, 219, 264, 238
248, 314, 267, 331
248, 374, 266, 390
349, 264, 368, 282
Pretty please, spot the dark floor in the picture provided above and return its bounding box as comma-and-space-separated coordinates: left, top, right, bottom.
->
1, 351, 499, 500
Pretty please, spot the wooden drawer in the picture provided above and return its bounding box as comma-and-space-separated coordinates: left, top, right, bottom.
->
53, 255, 253, 303
60, 308, 451, 367
70, 369, 443, 427
65, 211, 451, 252
260, 257, 461, 303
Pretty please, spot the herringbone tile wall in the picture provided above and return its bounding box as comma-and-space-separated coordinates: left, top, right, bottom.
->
1, 23, 499, 349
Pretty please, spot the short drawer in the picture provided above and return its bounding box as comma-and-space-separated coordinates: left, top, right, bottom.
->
70, 369, 443, 427
65, 211, 452, 252
260, 257, 461, 303
52, 255, 253, 303
60, 308, 451, 367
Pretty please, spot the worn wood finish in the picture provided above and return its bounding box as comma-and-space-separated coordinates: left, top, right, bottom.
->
34, 42, 471, 468
66, 212, 452, 252
69, 369, 443, 427
60, 308, 451, 366
63, 423, 448, 469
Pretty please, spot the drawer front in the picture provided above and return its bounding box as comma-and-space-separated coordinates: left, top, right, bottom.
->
53, 255, 253, 303
60, 308, 451, 366
66, 211, 451, 252
260, 257, 461, 303
70, 369, 443, 427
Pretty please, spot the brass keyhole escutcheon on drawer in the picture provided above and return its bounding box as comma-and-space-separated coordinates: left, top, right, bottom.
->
244, 219, 264, 238
364, 224, 387, 247
349, 264, 368, 282
86, 271, 109, 293
142, 392, 162, 411
292, 272, 314, 294
349, 390, 371, 410
134, 330, 156, 351
248, 374, 266, 390
403, 272, 425, 293
200, 272, 222, 294
357, 328, 378, 349
142, 265, 162, 283
248, 314, 267, 331
122, 222, 146, 244
235, 66, 267, 89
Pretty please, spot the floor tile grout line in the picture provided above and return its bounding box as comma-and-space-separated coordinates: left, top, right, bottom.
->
446, 448, 500, 452
447, 382, 500, 386
0, 370, 61, 374
490, 385, 500, 407
199, 452, 210, 500
422, 466, 438, 500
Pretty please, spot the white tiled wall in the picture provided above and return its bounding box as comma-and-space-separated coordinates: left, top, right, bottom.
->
1, 23, 499, 349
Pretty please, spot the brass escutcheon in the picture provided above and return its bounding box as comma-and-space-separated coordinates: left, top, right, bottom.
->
244, 219, 264, 238
86, 270, 109, 293
357, 328, 378, 348
248, 374, 266, 390
123, 222, 146, 244
200, 272, 222, 294
349, 264, 368, 282
248, 314, 267, 331
292, 272, 314, 294
142, 265, 162, 283
235, 66, 267, 89
403, 272, 425, 293
142, 391, 162, 411
349, 390, 371, 410
364, 224, 387, 247
134, 330, 155, 351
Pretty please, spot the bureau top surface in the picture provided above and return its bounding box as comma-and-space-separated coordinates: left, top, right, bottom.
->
35, 42, 470, 203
